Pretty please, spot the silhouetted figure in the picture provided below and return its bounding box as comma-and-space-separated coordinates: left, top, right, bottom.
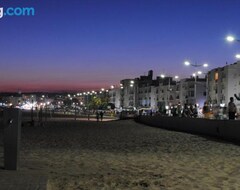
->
96, 112, 99, 122
202, 102, 210, 119
228, 97, 237, 120
182, 104, 190, 117
39, 107, 43, 126
100, 111, 104, 121
192, 104, 198, 118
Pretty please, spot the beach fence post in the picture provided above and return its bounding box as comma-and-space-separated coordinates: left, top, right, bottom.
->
3, 108, 22, 170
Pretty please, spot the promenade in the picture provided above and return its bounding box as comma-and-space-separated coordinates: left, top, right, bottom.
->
1, 119, 240, 189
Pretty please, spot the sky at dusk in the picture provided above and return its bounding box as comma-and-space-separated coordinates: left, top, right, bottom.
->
1, 0, 240, 92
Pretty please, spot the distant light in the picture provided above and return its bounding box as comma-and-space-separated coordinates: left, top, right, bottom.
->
197, 71, 202, 75
184, 61, 190, 66
160, 74, 165, 78
106, 90, 109, 92
174, 75, 179, 79
130, 80, 134, 84
220, 103, 225, 107
121, 86, 123, 89
130, 84, 134, 87
236, 54, 240, 59
203, 63, 208, 67
120, 83, 123, 86
111, 85, 114, 89
192, 73, 196, 77
165, 106, 169, 110
101, 88, 105, 91
226, 36, 235, 42
92, 90, 95, 93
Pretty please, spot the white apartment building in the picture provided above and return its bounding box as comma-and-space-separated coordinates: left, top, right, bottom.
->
179, 77, 207, 107
112, 70, 207, 112
119, 79, 137, 109
207, 61, 240, 111
108, 88, 121, 109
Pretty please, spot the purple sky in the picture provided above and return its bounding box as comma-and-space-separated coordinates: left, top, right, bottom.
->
1, 0, 240, 92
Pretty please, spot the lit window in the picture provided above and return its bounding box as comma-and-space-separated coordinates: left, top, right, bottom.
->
214, 72, 219, 81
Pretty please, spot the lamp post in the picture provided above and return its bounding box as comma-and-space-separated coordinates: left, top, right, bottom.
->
83, 92, 90, 120
160, 74, 179, 104
129, 80, 134, 108
184, 61, 208, 104
226, 35, 240, 59
110, 85, 115, 106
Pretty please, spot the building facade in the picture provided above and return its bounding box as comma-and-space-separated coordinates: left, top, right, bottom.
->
207, 61, 240, 111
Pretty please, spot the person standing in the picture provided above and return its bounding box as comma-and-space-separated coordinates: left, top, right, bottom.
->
202, 101, 210, 119
228, 97, 237, 120
100, 111, 104, 121
96, 111, 99, 122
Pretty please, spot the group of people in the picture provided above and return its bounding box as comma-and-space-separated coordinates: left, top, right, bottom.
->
181, 104, 198, 118
201, 96, 238, 120
156, 96, 238, 120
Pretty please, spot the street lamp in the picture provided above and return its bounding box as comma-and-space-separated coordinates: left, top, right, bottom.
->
83, 92, 90, 120
226, 35, 240, 42
160, 74, 179, 109
236, 54, 240, 59
184, 61, 208, 68
184, 61, 208, 104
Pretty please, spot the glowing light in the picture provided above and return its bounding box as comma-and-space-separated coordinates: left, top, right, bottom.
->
130, 80, 134, 84
226, 35, 235, 42
220, 103, 225, 107
160, 74, 165, 78
184, 61, 190, 66
174, 75, 179, 79
236, 54, 240, 59
197, 71, 202, 75
203, 63, 208, 67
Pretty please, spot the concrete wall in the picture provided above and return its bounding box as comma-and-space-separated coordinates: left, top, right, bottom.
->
135, 116, 240, 142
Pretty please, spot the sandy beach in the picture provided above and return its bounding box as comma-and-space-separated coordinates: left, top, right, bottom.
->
1, 119, 240, 190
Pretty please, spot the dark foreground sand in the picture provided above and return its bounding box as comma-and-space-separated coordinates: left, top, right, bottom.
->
1, 119, 240, 190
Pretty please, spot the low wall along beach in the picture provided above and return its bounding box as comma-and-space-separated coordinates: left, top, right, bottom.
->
135, 115, 240, 142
